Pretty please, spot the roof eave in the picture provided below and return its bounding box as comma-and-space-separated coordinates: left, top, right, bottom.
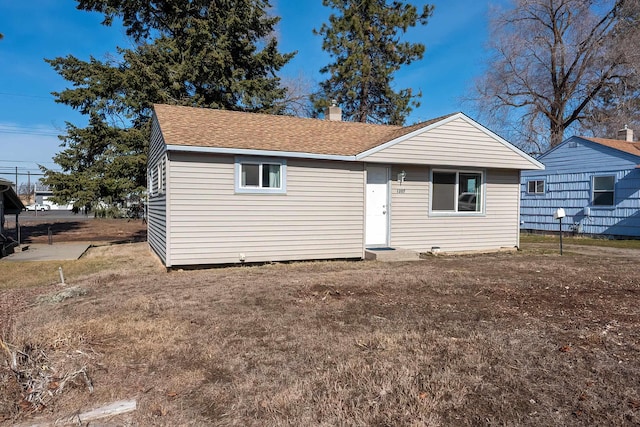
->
0, 184, 25, 212
165, 144, 357, 162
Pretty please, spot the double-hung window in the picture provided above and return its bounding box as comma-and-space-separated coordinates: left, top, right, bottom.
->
157, 158, 164, 195
235, 157, 286, 194
148, 169, 154, 196
592, 175, 615, 206
431, 170, 483, 213
149, 157, 165, 196
527, 180, 545, 194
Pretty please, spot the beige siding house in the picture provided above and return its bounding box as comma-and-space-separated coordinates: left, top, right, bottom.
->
148, 104, 543, 267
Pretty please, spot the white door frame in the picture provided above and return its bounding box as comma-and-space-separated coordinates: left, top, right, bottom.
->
365, 165, 390, 247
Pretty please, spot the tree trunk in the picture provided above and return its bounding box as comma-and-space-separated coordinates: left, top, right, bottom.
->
550, 122, 565, 148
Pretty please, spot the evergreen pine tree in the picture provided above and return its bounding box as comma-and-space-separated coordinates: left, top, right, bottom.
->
42, 0, 294, 208
312, 0, 433, 125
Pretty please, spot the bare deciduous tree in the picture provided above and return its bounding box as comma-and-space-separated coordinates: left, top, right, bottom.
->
473, 0, 637, 153
277, 73, 316, 118
581, 0, 640, 138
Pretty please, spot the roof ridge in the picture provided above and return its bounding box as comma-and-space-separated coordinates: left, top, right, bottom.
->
581, 135, 637, 143
153, 103, 405, 130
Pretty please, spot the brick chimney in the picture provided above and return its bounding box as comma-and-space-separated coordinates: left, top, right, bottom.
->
325, 100, 342, 121
617, 125, 634, 142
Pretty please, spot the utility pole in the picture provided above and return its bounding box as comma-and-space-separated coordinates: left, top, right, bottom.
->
14, 166, 18, 191
27, 171, 31, 203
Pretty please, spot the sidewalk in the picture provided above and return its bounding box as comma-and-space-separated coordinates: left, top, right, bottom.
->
1, 243, 91, 262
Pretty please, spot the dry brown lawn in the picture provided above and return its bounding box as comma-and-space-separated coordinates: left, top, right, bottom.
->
17, 218, 147, 244
1, 242, 640, 426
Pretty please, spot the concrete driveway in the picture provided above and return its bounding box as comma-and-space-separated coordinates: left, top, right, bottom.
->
1, 243, 91, 262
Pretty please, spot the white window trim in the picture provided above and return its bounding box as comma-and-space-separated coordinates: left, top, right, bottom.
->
157, 161, 164, 195
234, 156, 287, 194
429, 169, 485, 216
591, 174, 615, 207
148, 168, 155, 196
527, 179, 545, 194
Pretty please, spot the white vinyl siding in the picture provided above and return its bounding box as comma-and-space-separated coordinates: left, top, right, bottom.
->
390, 166, 520, 252
167, 154, 364, 265
366, 117, 537, 169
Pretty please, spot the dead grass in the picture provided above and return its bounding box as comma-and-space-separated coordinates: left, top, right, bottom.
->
521, 232, 640, 249
0, 243, 162, 291
1, 244, 640, 425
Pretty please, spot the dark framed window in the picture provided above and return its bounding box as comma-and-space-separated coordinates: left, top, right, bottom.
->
431, 170, 483, 213
592, 175, 615, 206
527, 180, 545, 194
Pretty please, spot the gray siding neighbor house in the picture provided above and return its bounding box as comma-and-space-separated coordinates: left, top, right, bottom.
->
521, 129, 640, 237
148, 104, 543, 267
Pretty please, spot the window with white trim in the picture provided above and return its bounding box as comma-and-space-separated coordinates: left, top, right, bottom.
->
235, 157, 286, 194
157, 161, 164, 195
431, 170, 483, 213
592, 175, 615, 206
527, 180, 545, 194
148, 168, 155, 196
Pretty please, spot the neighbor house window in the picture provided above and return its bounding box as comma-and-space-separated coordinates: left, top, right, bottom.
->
527, 180, 545, 194
235, 157, 287, 194
592, 175, 615, 206
431, 170, 483, 213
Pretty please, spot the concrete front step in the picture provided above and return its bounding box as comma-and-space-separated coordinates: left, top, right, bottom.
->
365, 247, 422, 262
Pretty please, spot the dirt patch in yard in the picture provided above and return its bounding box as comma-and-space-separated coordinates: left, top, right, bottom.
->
15, 218, 146, 244
1, 243, 639, 425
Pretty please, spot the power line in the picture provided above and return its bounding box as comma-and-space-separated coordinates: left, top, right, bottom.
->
0, 128, 61, 137
0, 170, 47, 175
0, 172, 46, 176
0, 92, 55, 100
0, 169, 55, 174
0, 160, 58, 165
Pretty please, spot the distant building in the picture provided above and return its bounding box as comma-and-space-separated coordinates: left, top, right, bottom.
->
35, 189, 73, 210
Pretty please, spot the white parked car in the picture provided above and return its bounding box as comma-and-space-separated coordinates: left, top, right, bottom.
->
458, 193, 478, 211
25, 204, 50, 211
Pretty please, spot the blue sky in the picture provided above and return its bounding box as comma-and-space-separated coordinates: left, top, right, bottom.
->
0, 0, 492, 185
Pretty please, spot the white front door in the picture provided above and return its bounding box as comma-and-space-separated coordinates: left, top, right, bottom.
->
366, 166, 389, 246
